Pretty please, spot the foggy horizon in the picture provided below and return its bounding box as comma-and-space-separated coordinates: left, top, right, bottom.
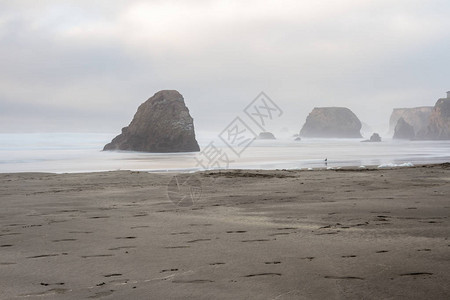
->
1, 1, 449, 135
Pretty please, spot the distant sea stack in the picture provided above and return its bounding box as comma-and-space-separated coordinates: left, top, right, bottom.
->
257, 132, 276, 139
417, 92, 450, 140
300, 107, 362, 138
103, 90, 200, 153
389, 107, 433, 135
362, 133, 381, 142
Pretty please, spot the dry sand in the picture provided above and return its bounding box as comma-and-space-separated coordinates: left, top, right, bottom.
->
0, 164, 449, 299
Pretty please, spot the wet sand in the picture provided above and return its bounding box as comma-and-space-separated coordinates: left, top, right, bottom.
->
0, 164, 449, 299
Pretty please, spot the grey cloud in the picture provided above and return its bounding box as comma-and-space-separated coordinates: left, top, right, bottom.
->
0, 1, 449, 134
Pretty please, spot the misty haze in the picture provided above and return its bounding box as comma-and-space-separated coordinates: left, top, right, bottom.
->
0, 1, 449, 300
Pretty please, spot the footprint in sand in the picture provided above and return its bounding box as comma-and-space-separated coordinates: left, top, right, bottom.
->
58, 209, 81, 213
319, 225, 332, 229
81, 254, 114, 258
108, 246, 136, 251
27, 254, 59, 259
301, 257, 315, 261
22, 224, 42, 228
161, 268, 179, 273
133, 213, 148, 218
325, 275, 364, 280
241, 239, 271, 243
186, 239, 211, 243
171, 232, 192, 235
172, 279, 214, 283
5, 223, 26, 227
399, 272, 433, 276
190, 207, 204, 211
244, 273, 282, 278
52, 239, 77, 242
104, 273, 122, 278
40, 282, 65, 286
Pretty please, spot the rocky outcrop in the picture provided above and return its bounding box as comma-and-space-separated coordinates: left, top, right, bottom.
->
104, 90, 200, 153
389, 107, 433, 134
393, 118, 415, 140
299, 107, 362, 138
257, 132, 276, 139
292, 134, 301, 141
417, 96, 450, 140
362, 133, 381, 142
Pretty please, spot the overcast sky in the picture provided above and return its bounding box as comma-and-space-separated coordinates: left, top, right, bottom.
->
1, 0, 449, 135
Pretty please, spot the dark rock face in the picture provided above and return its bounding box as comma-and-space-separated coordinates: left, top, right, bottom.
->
300, 107, 362, 138
389, 107, 433, 134
104, 90, 200, 153
393, 118, 415, 140
370, 133, 382, 142
257, 132, 276, 139
417, 98, 450, 140
362, 133, 381, 142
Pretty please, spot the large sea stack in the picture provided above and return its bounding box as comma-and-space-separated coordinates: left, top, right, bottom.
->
417, 92, 450, 140
389, 107, 433, 135
104, 90, 200, 153
300, 107, 362, 138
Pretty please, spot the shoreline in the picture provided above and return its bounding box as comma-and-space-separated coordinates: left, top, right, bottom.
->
1, 161, 448, 176
0, 163, 449, 299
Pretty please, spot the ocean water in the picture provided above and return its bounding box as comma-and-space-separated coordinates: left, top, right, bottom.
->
0, 132, 449, 173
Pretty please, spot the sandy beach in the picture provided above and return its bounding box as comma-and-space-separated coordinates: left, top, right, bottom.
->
0, 164, 449, 299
